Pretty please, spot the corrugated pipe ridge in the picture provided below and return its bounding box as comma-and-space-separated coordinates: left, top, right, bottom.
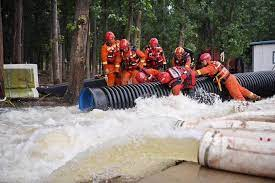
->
79, 71, 275, 111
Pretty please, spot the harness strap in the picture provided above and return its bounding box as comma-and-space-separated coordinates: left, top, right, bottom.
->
215, 73, 231, 91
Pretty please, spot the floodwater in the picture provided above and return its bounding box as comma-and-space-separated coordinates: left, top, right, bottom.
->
0, 95, 275, 183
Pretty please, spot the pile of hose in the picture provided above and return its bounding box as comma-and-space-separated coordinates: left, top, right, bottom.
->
79, 71, 275, 111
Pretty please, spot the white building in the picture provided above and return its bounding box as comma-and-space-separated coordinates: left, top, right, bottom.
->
250, 40, 275, 71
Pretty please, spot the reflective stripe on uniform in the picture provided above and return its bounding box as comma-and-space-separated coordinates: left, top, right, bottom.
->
196, 70, 202, 75
103, 62, 108, 65
115, 64, 120, 68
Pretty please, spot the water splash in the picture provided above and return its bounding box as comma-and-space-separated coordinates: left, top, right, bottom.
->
0, 95, 274, 182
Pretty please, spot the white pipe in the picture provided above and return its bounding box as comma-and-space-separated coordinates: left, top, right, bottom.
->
178, 119, 275, 131
198, 129, 275, 178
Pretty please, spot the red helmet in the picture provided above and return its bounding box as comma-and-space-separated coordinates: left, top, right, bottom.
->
157, 72, 172, 84
105, 31, 115, 42
135, 72, 147, 83
199, 53, 211, 62
119, 39, 129, 52
149, 38, 159, 48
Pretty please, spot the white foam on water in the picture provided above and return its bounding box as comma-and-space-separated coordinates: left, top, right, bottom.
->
0, 95, 274, 182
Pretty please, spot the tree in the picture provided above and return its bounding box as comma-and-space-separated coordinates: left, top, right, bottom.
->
65, 0, 90, 104
0, 0, 5, 98
13, 0, 23, 64
134, 10, 142, 49
91, 3, 98, 77
126, 0, 133, 41
51, 0, 61, 83
1, 0, 274, 84
86, 21, 90, 78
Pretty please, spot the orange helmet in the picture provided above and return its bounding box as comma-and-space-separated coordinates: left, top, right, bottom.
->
105, 31, 115, 42
135, 72, 147, 83
149, 38, 159, 48
199, 53, 211, 62
119, 39, 129, 52
157, 72, 172, 84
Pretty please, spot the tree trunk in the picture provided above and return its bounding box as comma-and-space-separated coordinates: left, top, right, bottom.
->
161, 0, 167, 45
65, 0, 90, 104
91, 11, 97, 76
52, 0, 61, 84
49, 22, 54, 83
13, 0, 23, 64
58, 20, 63, 83
134, 10, 142, 49
126, 0, 133, 42
86, 21, 90, 78
102, 0, 108, 33
0, 0, 5, 98
178, 22, 185, 47
62, 43, 66, 81
210, 21, 215, 57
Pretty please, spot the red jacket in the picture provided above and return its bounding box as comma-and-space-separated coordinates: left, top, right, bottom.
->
145, 46, 166, 69
117, 48, 146, 70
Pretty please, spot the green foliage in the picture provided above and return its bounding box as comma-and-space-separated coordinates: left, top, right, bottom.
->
2, 0, 275, 68
66, 22, 77, 32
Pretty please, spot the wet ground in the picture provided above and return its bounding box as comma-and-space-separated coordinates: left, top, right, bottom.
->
139, 162, 274, 183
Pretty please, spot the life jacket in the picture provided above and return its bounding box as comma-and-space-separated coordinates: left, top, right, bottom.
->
210, 61, 231, 91
167, 66, 196, 89
106, 41, 120, 63
121, 47, 141, 70
174, 52, 190, 66
146, 46, 164, 69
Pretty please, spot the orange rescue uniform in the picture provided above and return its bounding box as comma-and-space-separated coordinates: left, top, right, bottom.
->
144, 46, 166, 70
101, 40, 121, 86
117, 48, 146, 85
196, 61, 255, 101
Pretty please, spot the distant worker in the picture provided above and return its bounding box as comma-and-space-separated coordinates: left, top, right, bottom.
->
157, 66, 196, 95
196, 53, 261, 101
117, 39, 146, 85
171, 47, 192, 68
144, 38, 167, 70
101, 31, 121, 86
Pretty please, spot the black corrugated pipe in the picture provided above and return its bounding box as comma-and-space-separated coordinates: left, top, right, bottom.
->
79, 71, 275, 111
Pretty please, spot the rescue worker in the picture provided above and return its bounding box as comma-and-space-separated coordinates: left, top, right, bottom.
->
196, 53, 261, 101
144, 38, 167, 70
101, 31, 121, 86
157, 66, 196, 95
117, 39, 146, 85
135, 68, 160, 84
171, 47, 192, 68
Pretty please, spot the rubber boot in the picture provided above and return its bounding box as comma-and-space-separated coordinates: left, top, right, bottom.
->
249, 94, 261, 101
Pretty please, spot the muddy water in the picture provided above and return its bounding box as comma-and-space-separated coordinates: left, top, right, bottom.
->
48, 138, 199, 183
0, 95, 275, 183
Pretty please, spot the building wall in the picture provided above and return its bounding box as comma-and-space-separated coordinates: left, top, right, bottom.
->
253, 44, 275, 71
